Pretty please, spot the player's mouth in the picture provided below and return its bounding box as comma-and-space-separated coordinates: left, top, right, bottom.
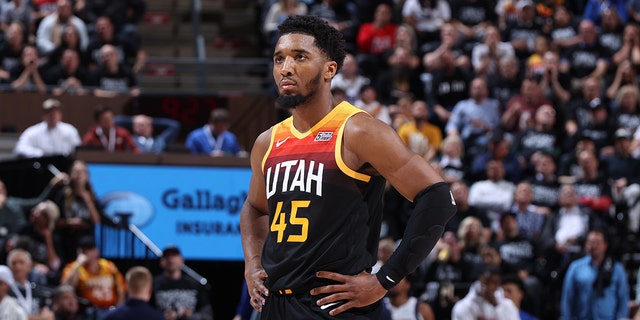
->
280, 79, 297, 91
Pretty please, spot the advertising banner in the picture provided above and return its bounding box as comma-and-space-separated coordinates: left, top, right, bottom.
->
87, 163, 250, 261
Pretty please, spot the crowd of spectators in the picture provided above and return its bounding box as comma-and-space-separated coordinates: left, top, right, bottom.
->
0, 0, 146, 96
255, 0, 640, 319
5, 0, 640, 318
0, 177, 213, 320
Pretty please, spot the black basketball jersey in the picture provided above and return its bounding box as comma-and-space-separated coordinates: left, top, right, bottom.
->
261, 101, 386, 293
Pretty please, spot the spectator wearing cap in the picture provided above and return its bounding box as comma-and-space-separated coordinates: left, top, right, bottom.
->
60, 236, 126, 318
16, 200, 61, 275
13, 98, 81, 158
103, 266, 165, 320
0, 265, 27, 319
151, 246, 213, 320
185, 108, 241, 157
601, 128, 640, 234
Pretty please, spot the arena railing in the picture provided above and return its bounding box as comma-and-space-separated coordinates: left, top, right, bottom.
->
139, 56, 272, 95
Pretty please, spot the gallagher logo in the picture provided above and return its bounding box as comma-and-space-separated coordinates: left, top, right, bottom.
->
100, 192, 155, 227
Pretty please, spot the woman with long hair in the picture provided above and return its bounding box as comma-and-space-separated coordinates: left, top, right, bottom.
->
52, 160, 102, 264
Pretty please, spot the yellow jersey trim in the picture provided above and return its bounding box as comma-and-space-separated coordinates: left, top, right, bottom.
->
335, 104, 371, 183
289, 102, 348, 139
261, 125, 278, 173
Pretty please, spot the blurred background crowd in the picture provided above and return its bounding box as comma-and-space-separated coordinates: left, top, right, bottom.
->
1, 0, 640, 319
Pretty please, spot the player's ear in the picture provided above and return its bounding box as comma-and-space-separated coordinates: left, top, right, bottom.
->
325, 61, 337, 80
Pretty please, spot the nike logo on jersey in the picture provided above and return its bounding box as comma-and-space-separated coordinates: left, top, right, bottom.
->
276, 137, 290, 148
450, 191, 457, 206
386, 276, 396, 283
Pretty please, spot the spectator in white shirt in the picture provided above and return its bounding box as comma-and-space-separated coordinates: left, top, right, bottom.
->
35, 0, 89, 56
468, 159, 516, 231
13, 98, 81, 158
330, 53, 370, 103
0, 265, 26, 320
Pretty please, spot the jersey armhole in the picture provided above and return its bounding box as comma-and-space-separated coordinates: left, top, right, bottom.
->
335, 111, 371, 183
261, 124, 279, 173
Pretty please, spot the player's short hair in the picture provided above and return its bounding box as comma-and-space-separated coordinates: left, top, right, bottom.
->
277, 15, 347, 72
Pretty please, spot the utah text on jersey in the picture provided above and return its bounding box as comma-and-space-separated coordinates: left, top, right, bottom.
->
265, 160, 324, 199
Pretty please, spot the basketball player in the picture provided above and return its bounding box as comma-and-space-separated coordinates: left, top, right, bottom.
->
240, 15, 456, 319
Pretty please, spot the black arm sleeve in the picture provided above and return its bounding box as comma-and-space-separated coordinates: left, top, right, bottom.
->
375, 181, 457, 290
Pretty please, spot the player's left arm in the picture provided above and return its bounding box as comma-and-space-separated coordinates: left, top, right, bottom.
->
311, 114, 456, 316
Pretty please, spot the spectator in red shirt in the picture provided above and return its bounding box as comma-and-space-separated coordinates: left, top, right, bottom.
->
81, 105, 140, 153
356, 3, 397, 80
501, 76, 553, 133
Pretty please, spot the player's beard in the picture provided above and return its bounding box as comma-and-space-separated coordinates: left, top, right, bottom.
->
277, 71, 321, 109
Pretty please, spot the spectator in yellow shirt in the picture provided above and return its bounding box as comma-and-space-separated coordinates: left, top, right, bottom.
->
397, 100, 443, 161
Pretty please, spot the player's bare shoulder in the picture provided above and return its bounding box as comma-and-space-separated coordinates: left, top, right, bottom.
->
342, 112, 408, 172
344, 112, 403, 151
344, 112, 391, 141
249, 127, 274, 169
254, 128, 274, 154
